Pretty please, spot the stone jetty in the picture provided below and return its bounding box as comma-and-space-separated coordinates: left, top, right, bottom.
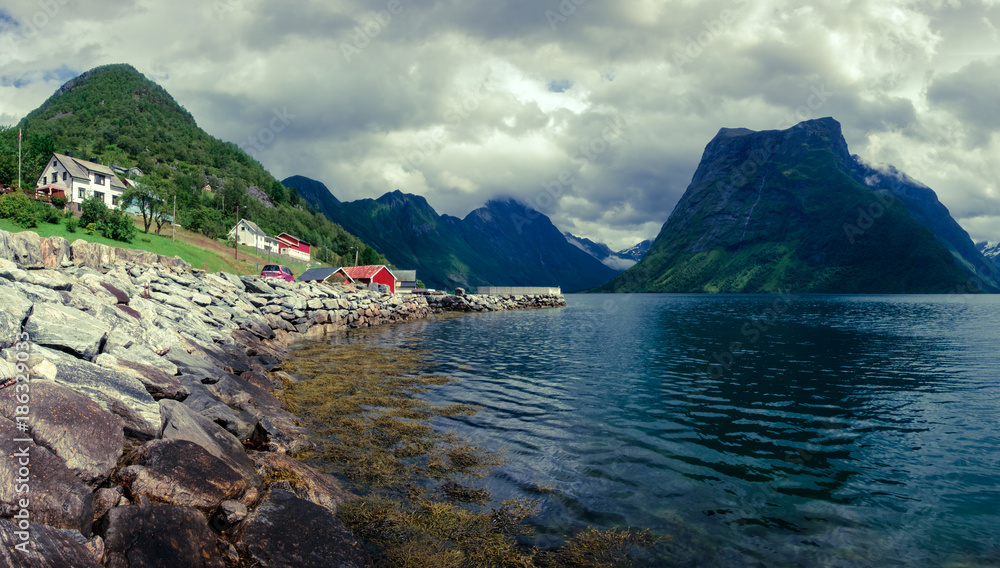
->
0, 229, 565, 567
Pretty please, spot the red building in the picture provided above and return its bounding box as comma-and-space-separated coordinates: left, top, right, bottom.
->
337, 265, 396, 293
276, 233, 311, 262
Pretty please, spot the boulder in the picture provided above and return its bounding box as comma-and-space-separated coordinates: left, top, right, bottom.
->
69, 239, 112, 270
40, 235, 71, 268
23, 302, 111, 360
0, 381, 124, 486
25, 346, 161, 439
94, 353, 188, 401
231, 487, 371, 568
0, 520, 103, 568
99, 505, 226, 568
248, 451, 356, 514
8, 231, 43, 267
0, 417, 94, 535
93, 486, 124, 525
105, 341, 178, 376
114, 439, 252, 512
0, 285, 31, 349
158, 400, 262, 501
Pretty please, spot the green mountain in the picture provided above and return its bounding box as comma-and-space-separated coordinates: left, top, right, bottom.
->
0, 64, 380, 266
598, 118, 999, 293
282, 176, 619, 291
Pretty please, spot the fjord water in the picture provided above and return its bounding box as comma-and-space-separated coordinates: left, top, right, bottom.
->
344, 294, 1000, 566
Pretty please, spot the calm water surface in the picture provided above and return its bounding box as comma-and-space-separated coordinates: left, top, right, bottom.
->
334, 294, 1000, 567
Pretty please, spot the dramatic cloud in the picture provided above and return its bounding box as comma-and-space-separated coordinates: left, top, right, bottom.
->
2, 0, 1000, 248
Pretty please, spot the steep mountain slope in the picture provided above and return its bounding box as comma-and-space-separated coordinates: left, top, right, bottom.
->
282, 176, 618, 291
598, 118, 999, 293
3, 64, 378, 266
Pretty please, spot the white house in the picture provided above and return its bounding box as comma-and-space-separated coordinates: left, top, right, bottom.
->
228, 219, 279, 254
36, 153, 127, 209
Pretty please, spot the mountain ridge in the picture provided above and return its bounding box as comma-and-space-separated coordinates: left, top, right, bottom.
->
281, 177, 619, 291
598, 117, 999, 293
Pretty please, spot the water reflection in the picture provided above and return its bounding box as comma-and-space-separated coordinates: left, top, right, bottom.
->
336, 295, 1000, 567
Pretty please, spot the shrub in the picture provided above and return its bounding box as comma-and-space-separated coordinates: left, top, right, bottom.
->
43, 208, 60, 224
51, 196, 68, 210
85, 222, 98, 235
65, 216, 78, 233
99, 209, 136, 243
79, 196, 109, 227
0, 192, 32, 220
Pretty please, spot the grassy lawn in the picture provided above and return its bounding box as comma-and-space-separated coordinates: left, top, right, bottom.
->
0, 216, 321, 277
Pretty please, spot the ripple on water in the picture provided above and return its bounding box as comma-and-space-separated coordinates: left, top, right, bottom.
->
343, 295, 1000, 567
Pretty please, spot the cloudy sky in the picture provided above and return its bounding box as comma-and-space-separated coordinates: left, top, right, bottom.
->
2, 0, 1000, 249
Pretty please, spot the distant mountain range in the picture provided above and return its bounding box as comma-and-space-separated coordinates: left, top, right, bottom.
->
563, 232, 652, 270
598, 117, 1000, 293
978, 241, 1000, 267
282, 176, 620, 291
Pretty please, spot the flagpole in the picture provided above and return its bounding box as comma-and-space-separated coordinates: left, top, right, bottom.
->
17, 128, 22, 190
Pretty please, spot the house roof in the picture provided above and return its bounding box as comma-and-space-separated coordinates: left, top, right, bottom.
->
276, 232, 310, 247
393, 270, 417, 281
341, 265, 395, 280
241, 219, 266, 237
298, 267, 351, 283
51, 153, 127, 191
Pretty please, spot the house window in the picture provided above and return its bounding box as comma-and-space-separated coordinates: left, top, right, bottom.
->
63, 172, 68, 181
95, 174, 106, 186
78, 188, 85, 199
95, 191, 105, 203
42, 175, 47, 184
112, 195, 119, 206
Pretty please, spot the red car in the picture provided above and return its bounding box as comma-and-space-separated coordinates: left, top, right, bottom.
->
260, 264, 294, 282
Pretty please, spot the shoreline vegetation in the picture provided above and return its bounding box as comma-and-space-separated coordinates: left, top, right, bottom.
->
1, 227, 658, 567
282, 340, 661, 567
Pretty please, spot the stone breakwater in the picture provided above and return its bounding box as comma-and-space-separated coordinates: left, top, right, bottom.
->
0, 230, 565, 568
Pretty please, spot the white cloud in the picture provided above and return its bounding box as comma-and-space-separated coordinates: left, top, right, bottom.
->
2, 0, 1000, 246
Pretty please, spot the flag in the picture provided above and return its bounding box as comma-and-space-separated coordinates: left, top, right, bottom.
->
17, 129, 21, 140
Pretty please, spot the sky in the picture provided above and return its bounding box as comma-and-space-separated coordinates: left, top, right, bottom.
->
2, 0, 1000, 250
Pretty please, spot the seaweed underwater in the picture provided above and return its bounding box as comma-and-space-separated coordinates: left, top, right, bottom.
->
281, 340, 662, 568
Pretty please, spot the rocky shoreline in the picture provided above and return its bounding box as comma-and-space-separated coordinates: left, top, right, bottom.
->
0, 229, 565, 568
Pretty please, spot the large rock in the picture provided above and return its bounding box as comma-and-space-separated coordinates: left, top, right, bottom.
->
94, 353, 188, 401
69, 240, 112, 269
40, 235, 71, 268
0, 417, 94, 535
0, 520, 103, 568
99, 505, 226, 568
114, 439, 252, 512
158, 399, 262, 502
23, 302, 111, 360
23, 346, 161, 439
0, 381, 124, 486
231, 487, 371, 568
0, 285, 31, 350
248, 452, 356, 514
8, 231, 43, 267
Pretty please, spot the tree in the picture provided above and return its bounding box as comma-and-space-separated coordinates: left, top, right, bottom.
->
121, 175, 175, 234
99, 209, 136, 242
359, 246, 381, 266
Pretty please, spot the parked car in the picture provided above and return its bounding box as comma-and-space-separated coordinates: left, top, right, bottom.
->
260, 264, 294, 282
